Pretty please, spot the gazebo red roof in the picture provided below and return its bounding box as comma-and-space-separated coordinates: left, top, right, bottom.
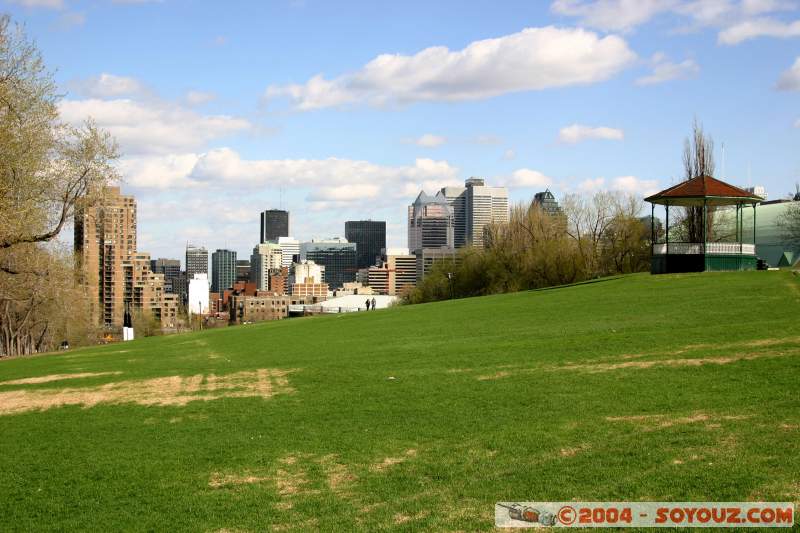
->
645, 175, 764, 206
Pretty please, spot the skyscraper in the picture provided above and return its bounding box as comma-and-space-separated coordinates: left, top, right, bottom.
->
407, 191, 454, 252
250, 243, 283, 291
533, 190, 562, 216
345, 220, 386, 269
260, 209, 289, 243
74, 186, 178, 328
74, 186, 137, 326
186, 244, 208, 281
211, 249, 237, 293
300, 238, 357, 290
439, 178, 509, 249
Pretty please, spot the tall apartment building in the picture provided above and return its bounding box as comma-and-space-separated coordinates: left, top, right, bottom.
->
74, 187, 178, 329
250, 243, 283, 291
74, 186, 137, 326
260, 209, 289, 243
407, 191, 454, 252
439, 177, 509, 249
300, 238, 357, 290
211, 249, 237, 293
345, 220, 386, 269
368, 248, 416, 296
277, 236, 300, 269
186, 243, 209, 281
150, 258, 181, 293
127, 253, 179, 328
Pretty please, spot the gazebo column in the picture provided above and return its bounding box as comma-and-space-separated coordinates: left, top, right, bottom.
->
703, 199, 708, 261
737, 203, 742, 254
650, 203, 655, 247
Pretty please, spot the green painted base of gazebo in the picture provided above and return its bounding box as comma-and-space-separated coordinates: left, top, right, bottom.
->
651, 254, 758, 274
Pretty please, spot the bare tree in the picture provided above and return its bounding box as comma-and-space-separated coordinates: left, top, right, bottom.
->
676, 120, 715, 243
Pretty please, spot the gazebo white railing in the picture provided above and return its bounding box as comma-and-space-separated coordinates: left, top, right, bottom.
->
652, 243, 756, 255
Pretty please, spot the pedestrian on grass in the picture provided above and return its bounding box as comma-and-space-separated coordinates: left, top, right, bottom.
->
365, 299, 371, 310
371, 297, 377, 310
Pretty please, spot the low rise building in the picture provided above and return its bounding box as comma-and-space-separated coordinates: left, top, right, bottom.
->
368, 248, 416, 295
229, 293, 294, 323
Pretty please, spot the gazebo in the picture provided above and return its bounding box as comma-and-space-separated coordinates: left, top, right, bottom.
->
645, 175, 763, 274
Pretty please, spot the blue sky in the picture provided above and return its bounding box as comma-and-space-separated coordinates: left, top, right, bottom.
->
4, 0, 800, 262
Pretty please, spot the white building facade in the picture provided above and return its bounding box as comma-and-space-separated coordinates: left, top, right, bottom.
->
188, 273, 210, 315
250, 243, 283, 291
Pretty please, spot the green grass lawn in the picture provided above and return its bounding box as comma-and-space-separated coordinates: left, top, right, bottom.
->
1, 271, 799, 531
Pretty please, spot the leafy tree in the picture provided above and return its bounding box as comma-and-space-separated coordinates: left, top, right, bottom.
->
0, 15, 118, 356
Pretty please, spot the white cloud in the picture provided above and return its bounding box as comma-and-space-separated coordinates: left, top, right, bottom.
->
636, 53, 700, 85
185, 90, 217, 105
119, 148, 461, 212
719, 17, 800, 43
552, 0, 800, 45
577, 177, 606, 191
265, 26, 636, 110
574, 175, 659, 195
551, 0, 677, 31
117, 153, 200, 189
777, 57, 800, 90
503, 149, 517, 160
412, 134, 447, 148
503, 169, 553, 188
71, 73, 148, 98
558, 124, 624, 143
59, 98, 251, 155
611, 175, 660, 195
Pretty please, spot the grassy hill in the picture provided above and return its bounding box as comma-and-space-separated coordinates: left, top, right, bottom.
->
1, 271, 799, 531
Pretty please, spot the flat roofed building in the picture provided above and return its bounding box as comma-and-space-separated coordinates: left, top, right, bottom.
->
211, 249, 237, 293
260, 209, 289, 243
368, 248, 416, 295
300, 239, 357, 290
345, 220, 386, 269
250, 243, 283, 291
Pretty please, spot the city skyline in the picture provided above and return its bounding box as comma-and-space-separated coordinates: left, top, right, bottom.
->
5, 2, 798, 259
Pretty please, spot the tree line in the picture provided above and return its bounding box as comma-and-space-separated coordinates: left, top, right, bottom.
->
404, 191, 653, 304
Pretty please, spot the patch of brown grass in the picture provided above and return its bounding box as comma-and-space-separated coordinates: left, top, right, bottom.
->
208, 473, 267, 489
0, 371, 122, 386
561, 349, 799, 373
370, 449, 418, 472
606, 412, 752, 431
476, 371, 511, 381
0, 368, 297, 416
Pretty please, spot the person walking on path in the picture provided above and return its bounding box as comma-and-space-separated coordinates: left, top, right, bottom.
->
371, 297, 377, 310
365, 299, 371, 311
